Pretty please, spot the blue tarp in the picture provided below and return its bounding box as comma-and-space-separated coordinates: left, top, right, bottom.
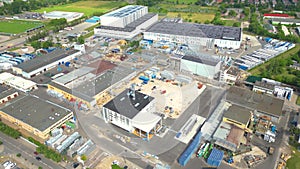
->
265, 37, 272, 43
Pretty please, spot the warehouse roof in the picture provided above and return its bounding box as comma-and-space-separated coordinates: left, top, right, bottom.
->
146, 21, 242, 41
271, 18, 300, 23
254, 81, 275, 90
264, 13, 290, 17
182, 55, 220, 66
1, 95, 73, 132
73, 66, 133, 100
16, 49, 80, 73
88, 60, 116, 75
224, 105, 251, 126
103, 89, 154, 119
103, 5, 145, 18
225, 86, 284, 117
96, 13, 157, 32
54, 66, 95, 85
0, 86, 18, 101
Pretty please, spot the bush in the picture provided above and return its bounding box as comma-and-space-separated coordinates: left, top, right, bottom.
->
0, 121, 21, 139
16, 153, 21, 157
28, 137, 63, 162
0, 140, 2, 145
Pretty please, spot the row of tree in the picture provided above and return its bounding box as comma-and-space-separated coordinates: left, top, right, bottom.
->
247, 14, 300, 43
28, 137, 63, 163
0, 121, 21, 139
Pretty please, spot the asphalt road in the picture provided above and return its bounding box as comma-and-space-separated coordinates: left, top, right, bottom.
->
0, 132, 64, 169
0, 36, 27, 51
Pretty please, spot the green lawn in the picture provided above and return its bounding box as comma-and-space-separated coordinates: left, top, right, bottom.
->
111, 164, 122, 169
34, 1, 125, 16
222, 19, 238, 26
296, 96, 300, 106
287, 147, 300, 169
0, 20, 43, 34
167, 12, 215, 23
249, 44, 300, 75
165, 0, 198, 4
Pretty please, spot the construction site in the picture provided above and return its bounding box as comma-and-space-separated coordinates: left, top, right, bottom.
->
111, 68, 206, 119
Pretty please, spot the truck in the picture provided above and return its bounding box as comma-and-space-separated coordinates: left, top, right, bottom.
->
268, 146, 275, 155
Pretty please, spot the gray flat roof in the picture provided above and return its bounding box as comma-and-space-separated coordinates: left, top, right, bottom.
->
182, 55, 220, 66
103, 89, 154, 119
54, 66, 95, 85
146, 21, 242, 41
1, 95, 72, 132
16, 49, 80, 73
72, 66, 133, 100
0, 86, 18, 100
224, 105, 251, 126
254, 81, 275, 90
271, 18, 300, 23
104, 5, 145, 18
225, 86, 284, 117
96, 13, 157, 32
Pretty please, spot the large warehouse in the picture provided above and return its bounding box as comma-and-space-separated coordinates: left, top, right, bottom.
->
48, 61, 135, 109
13, 48, 82, 78
144, 21, 242, 49
102, 89, 162, 140
0, 94, 73, 140
225, 86, 284, 123
180, 55, 222, 79
94, 5, 158, 40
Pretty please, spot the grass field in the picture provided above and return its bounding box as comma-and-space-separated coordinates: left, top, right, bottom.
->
296, 96, 300, 106
34, 1, 125, 16
250, 44, 300, 75
165, 0, 198, 4
167, 12, 215, 23
287, 147, 300, 169
0, 20, 43, 34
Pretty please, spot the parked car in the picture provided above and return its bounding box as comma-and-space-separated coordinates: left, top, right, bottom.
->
36, 157, 41, 161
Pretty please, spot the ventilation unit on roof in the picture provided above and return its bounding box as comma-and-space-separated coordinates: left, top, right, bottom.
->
134, 103, 140, 107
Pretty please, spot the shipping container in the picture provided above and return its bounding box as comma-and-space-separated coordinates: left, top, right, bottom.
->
207, 148, 224, 167
139, 76, 149, 82
178, 132, 202, 166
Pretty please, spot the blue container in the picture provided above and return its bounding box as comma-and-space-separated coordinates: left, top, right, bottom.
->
271, 125, 276, 133
207, 148, 224, 167
139, 76, 149, 82
151, 74, 156, 79
178, 132, 202, 166
176, 132, 182, 138
65, 62, 71, 67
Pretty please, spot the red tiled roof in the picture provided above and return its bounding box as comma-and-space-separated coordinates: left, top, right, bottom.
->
263, 13, 290, 17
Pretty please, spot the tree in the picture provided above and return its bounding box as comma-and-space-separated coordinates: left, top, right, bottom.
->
204, 20, 210, 24
31, 41, 41, 50
81, 154, 87, 161
228, 10, 237, 17
38, 167, 43, 169
77, 36, 85, 44
16, 153, 21, 157
41, 41, 53, 49
233, 22, 241, 27
0, 140, 2, 145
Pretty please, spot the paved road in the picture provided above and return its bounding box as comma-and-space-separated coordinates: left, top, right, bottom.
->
0, 36, 27, 51
0, 132, 64, 169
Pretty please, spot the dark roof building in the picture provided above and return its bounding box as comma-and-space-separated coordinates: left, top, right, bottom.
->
103, 89, 154, 119
146, 21, 242, 41
224, 105, 252, 127
182, 55, 220, 66
225, 86, 284, 122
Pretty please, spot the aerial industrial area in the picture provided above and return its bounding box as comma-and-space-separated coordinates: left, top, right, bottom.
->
0, 0, 300, 169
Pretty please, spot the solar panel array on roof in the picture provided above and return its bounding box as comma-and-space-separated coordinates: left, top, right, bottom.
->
106, 5, 145, 18
146, 22, 241, 41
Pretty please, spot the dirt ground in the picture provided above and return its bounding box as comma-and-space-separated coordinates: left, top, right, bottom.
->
0, 35, 10, 43
111, 72, 204, 119
95, 155, 142, 169
12, 46, 35, 54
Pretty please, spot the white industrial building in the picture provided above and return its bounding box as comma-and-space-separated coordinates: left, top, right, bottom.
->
180, 55, 222, 79
100, 5, 148, 27
271, 18, 300, 26
144, 21, 242, 49
102, 88, 162, 140
94, 5, 158, 40
13, 49, 82, 78
0, 72, 37, 92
